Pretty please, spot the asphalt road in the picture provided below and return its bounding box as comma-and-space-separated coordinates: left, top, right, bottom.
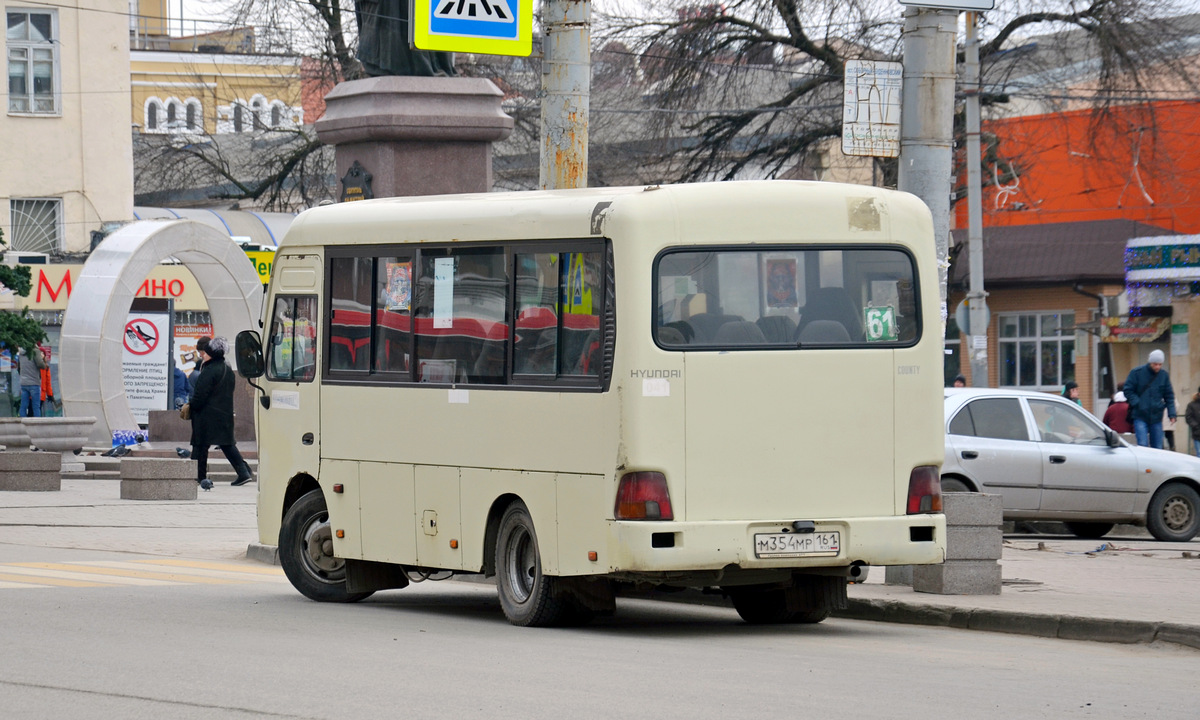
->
1, 545, 1197, 720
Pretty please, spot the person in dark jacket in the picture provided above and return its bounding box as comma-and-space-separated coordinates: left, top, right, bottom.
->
1185, 387, 1200, 457
189, 336, 253, 490
1123, 349, 1176, 449
172, 364, 191, 410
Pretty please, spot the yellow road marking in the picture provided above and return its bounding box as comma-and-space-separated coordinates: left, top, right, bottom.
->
8, 562, 238, 585
138, 558, 284, 576
73, 561, 287, 583
0, 572, 110, 588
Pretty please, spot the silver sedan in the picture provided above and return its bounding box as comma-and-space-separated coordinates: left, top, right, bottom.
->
942, 388, 1200, 542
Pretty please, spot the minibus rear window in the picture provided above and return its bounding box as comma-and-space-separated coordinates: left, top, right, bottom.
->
654, 247, 920, 349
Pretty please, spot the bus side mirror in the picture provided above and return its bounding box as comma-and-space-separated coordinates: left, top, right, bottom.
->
236, 330, 265, 378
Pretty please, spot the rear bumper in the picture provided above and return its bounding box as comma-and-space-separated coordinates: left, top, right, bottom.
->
606, 515, 946, 574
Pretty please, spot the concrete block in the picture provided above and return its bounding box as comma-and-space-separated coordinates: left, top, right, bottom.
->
913, 560, 1002, 595
943, 492, 1003, 526
246, 543, 279, 566
944, 525, 1003, 561
120, 457, 194, 480
0, 471, 61, 491
0, 451, 63, 472
120, 478, 198, 500
884, 565, 913, 586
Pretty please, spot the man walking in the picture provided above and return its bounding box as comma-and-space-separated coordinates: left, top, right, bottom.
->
1124, 349, 1176, 449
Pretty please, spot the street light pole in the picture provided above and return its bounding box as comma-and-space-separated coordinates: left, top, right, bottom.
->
539, 0, 590, 190
964, 11, 989, 387
898, 8, 958, 327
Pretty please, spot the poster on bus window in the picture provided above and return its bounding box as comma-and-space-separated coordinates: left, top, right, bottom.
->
765, 258, 799, 309
384, 261, 411, 311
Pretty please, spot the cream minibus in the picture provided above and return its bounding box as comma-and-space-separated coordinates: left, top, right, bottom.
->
235, 180, 947, 627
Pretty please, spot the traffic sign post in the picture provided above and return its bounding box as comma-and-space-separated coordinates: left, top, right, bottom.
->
411, 0, 534, 56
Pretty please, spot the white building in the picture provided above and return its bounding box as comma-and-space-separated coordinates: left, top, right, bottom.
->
2, 1, 134, 256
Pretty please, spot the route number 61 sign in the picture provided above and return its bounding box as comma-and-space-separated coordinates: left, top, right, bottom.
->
865, 306, 898, 342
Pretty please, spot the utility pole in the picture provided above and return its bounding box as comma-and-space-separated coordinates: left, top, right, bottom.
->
964, 11, 989, 387
540, 0, 590, 190
898, 8, 958, 326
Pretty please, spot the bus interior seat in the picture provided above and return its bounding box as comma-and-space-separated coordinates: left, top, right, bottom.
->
663, 321, 694, 343
756, 315, 797, 343
714, 320, 768, 345
657, 326, 687, 346
688, 313, 744, 343
797, 320, 851, 344
795, 287, 863, 341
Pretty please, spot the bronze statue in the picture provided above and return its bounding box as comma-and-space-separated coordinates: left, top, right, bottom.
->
355, 0, 456, 77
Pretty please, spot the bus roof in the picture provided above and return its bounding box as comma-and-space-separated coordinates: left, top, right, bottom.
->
280, 180, 932, 250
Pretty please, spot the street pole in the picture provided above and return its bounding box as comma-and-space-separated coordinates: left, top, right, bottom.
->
964, 11, 989, 387
898, 8, 958, 333
540, 0, 590, 190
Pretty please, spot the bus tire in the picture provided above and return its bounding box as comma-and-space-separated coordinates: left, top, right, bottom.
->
495, 501, 573, 627
729, 588, 795, 624
279, 489, 373, 603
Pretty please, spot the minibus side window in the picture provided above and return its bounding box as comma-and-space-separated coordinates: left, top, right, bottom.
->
413, 247, 508, 384
329, 257, 372, 372
374, 256, 413, 374
266, 296, 317, 382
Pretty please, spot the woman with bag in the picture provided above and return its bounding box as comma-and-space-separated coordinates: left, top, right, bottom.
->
189, 336, 254, 490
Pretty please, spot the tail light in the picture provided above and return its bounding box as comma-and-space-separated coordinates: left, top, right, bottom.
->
615, 471, 674, 520
906, 466, 943, 514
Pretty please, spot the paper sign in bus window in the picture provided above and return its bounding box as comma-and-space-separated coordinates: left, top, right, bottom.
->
434, 257, 455, 328
385, 261, 412, 311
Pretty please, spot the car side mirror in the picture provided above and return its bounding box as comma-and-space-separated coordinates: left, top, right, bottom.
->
1105, 429, 1121, 448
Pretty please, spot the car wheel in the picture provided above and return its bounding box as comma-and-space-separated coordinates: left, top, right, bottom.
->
1146, 482, 1200, 542
1063, 522, 1114, 539
940, 477, 972, 493
279, 489, 373, 603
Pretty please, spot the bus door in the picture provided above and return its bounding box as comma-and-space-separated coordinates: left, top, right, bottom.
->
261, 254, 323, 483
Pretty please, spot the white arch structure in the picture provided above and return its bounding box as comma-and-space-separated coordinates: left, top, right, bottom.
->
61, 220, 264, 444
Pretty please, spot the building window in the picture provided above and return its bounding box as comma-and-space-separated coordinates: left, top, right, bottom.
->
999, 312, 1075, 389
147, 102, 159, 130
6, 9, 58, 114
185, 100, 199, 130
8, 198, 63, 252
271, 104, 282, 127
233, 103, 243, 132
166, 102, 176, 126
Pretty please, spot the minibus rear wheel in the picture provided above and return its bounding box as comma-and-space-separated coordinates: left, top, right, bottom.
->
495, 501, 580, 627
279, 489, 373, 603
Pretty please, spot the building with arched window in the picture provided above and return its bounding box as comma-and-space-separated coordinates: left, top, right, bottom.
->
129, 1, 303, 136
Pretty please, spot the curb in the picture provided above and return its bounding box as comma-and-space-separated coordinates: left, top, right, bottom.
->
246, 543, 279, 566
834, 598, 1200, 651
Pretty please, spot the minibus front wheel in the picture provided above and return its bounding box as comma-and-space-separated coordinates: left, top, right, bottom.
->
280, 489, 373, 603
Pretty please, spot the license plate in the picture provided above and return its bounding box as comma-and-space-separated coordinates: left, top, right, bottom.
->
754, 531, 840, 558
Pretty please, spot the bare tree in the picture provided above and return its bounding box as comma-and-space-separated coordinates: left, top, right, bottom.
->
597, 0, 1200, 190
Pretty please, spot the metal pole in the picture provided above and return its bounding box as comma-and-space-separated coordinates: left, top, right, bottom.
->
539, 0, 590, 190
898, 8, 958, 333
964, 11, 989, 387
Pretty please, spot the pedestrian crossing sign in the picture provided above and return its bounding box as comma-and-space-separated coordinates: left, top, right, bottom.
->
411, 0, 533, 56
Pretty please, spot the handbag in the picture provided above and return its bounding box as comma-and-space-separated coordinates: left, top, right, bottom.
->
179, 403, 191, 421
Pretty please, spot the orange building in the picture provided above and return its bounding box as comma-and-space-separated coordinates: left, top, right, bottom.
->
956, 101, 1200, 234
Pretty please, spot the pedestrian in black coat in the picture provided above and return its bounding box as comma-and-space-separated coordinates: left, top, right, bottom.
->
189, 336, 253, 490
